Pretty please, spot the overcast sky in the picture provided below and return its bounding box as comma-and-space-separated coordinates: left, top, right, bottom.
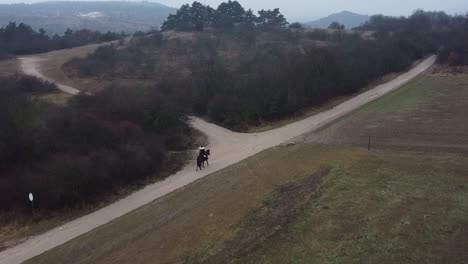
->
1, 0, 467, 21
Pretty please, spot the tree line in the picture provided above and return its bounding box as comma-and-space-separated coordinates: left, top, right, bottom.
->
169, 33, 426, 129
0, 75, 192, 217
0, 22, 127, 60
161, 0, 288, 31
357, 10, 468, 65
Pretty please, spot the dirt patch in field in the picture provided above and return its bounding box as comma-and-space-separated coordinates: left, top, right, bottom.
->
187, 166, 331, 264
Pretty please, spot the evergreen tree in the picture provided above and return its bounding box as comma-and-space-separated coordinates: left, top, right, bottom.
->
257, 8, 288, 29
161, 2, 215, 31
214, 0, 246, 30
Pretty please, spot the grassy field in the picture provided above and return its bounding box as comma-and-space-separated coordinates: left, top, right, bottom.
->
306, 72, 468, 153
228, 150, 468, 264
26, 70, 468, 263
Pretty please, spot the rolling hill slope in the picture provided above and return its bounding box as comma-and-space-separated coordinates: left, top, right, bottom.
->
0, 1, 175, 35
306, 11, 369, 29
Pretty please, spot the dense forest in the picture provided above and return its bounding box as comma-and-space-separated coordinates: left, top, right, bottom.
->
0, 22, 126, 60
66, 2, 468, 130
0, 75, 192, 215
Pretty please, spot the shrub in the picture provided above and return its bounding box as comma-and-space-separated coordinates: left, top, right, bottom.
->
0, 78, 190, 212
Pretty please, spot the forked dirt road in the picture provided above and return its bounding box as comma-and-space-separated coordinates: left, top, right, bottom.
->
0, 54, 435, 264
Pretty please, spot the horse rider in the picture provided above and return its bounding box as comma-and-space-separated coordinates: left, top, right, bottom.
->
199, 145, 206, 157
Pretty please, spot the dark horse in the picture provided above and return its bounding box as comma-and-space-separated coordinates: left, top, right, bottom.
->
196, 149, 211, 171
203, 149, 210, 166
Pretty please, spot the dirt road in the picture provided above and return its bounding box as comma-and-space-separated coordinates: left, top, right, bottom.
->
0, 54, 435, 264
19, 57, 80, 95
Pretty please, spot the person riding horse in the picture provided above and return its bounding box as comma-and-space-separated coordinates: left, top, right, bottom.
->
199, 146, 206, 156
196, 146, 211, 171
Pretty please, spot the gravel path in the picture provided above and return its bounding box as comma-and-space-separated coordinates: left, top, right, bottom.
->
0, 54, 435, 264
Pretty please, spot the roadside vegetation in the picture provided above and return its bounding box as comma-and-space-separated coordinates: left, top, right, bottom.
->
0, 22, 126, 60
357, 10, 468, 66
65, 1, 468, 130
0, 75, 193, 236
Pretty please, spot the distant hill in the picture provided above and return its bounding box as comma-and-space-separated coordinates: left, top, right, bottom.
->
306, 11, 369, 29
0, 1, 175, 35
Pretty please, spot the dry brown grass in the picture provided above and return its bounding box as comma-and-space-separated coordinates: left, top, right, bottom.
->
37, 43, 116, 92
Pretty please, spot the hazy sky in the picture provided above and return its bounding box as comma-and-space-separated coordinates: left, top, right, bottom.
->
1, 0, 467, 21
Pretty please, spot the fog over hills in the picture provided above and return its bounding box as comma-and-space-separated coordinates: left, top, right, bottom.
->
306, 11, 370, 29
2, 0, 468, 23
0, 1, 175, 35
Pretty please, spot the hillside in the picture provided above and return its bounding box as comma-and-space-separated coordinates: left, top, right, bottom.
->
2, 5, 468, 263
306, 11, 369, 29
0, 1, 175, 35
63, 28, 427, 130
24, 69, 468, 264
60, 3, 445, 131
